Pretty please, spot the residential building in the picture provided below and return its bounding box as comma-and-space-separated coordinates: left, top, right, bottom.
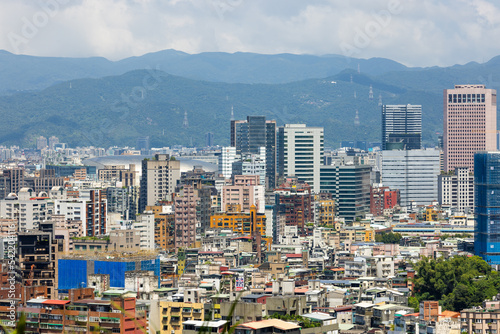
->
55, 189, 107, 236
139, 154, 181, 213
151, 301, 205, 334
133, 211, 156, 250
18, 231, 59, 298
12, 296, 148, 333
0, 189, 53, 231
444, 84, 497, 172
278, 124, 324, 193
381, 104, 422, 150
235, 319, 301, 334
461, 306, 500, 334
438, 166, 474, 212
221, 175, 265, 213
381, 149, 440, 206
370, 185, 400, 216
210, 205, 266, 236
275, 178, 313, 234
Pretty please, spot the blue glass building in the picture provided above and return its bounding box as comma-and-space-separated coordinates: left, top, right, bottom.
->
475, 152, 500, 265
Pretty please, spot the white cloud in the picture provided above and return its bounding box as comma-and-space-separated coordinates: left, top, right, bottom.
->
0, 0, 499, 67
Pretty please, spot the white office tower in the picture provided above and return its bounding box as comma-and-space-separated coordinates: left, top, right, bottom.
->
381, 149, 440, 206
218, 147, 236, 179
278, 124, 324, 193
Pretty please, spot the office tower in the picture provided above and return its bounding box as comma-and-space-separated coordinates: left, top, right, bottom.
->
278, 124, 324, 193
219, 147, 236, 179
231, 116, 276, 189
205, 132, 214, 147
475, 152, 500, 265
48, 136, 59, 150
136, 136, 150, 151
438, 167, 474, 212
381, 104, 422, 150
139, 154, 181, 213
320, 164, 371, 222
36, 136, 48, 150
444, 85, 497, 172
381, 149, 440, 206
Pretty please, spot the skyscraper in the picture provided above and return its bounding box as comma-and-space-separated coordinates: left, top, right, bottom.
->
444, 85, 497, 172
381, 104, 422, 150
474, 151, 500, 265
230, 116, 276, 188
320, 164, 371, 222
278, 124, 324, 193
136, 136, 150, 151
381, 149, 440, 207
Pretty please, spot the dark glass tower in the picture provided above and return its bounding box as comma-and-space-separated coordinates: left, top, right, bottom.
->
475, 151, 500, 265
230, 116, 276, 188
382, 104, 422, 150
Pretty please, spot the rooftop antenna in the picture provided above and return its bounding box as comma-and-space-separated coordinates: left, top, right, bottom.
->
230, 105, 234, 121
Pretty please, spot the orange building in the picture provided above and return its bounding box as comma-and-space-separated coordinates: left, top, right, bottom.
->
146, 205, 175, 252
210, 205, 266, 236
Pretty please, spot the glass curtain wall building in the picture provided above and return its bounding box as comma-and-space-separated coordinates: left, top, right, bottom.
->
475, 151, 500, 265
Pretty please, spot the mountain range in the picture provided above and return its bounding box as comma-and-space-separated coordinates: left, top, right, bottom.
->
1, 50, 500, 148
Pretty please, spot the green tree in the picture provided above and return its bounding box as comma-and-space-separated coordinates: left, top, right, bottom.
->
411, 255, 500, 311
375, 232, 403, 244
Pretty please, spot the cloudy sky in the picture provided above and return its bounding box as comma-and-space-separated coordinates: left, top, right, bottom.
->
1, 0, 500, 67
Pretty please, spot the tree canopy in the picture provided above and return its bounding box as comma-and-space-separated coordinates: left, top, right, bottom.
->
412, 255, 500, 311
375, 232, 402, 244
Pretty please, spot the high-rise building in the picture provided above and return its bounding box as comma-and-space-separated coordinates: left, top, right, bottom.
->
36, 136, 48, 150
278, 124, 324, 193
474, 152, 500, 265
219, 147, 236, 179
381, 104, 422, 150
320, 164, 371, 222
139, 154, 181, 213
231, 116, 276, 188
136, 136, 150, 152
438, 166, 474, 212
444, 85, 497, 172
48, 136, 59, 150
274, 178, 313, 234
205, 132, 214, 147
221, 175, 265, 213
381, 149, 440, 207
